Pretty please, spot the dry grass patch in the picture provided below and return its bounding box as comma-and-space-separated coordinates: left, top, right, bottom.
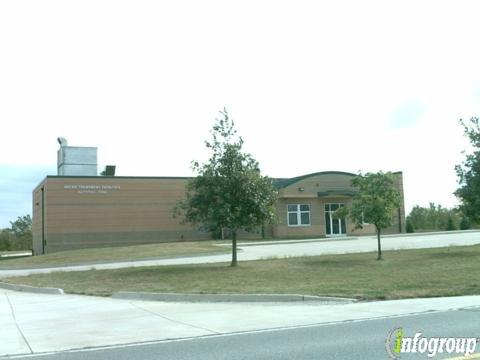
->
4, 244, 480, 300
0, 241, 227, 269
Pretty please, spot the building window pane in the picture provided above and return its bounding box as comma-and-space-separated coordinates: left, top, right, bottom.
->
300, 204, 310, 212
287, 205, 298, 212
288, 213, 298, 225
341, 218, 346, 233
300, 212, 310, 225
325, 212, 331, 234
332, 217, 340, 233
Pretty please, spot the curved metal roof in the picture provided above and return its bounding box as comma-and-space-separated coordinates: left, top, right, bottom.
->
273, 171, 357, 189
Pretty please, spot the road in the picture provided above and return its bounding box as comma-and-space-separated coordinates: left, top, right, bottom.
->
2, 287, 480, 358
7, 308, 480, 360
1, 230, 480, 278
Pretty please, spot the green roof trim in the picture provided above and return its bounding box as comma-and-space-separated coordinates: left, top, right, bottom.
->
273, 170, 402, 189
274, 171, 357, 189
317, 190, 358, 197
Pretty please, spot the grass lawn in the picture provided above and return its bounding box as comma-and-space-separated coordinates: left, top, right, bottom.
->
4, 244, 480, 300
0, 241, 228, 269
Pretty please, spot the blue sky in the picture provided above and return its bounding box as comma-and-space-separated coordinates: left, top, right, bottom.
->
390, 100, 426, 129
0, 165, 55, 227
1, 1, 479, 227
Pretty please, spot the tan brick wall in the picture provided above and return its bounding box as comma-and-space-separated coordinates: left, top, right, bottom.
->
273, 172, 405, 238
39, 177, 210, 253
32, 181, 45, 255
273, 197, 324, 238
34, 171, 405, 253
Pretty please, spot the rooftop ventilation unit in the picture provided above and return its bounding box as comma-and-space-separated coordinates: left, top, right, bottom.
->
102, 165, 116, 176
57, 137, 98, 176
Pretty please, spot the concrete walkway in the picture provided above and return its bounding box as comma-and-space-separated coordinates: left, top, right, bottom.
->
0, 231, 479, 279
2, 288, 480, 357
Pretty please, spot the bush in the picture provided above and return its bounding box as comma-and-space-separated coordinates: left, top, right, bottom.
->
0, 231, 12, 251
407, 203, 463, 232
406, 220, 414, 233
460, 217, 471, 230
446, 217, 456, 231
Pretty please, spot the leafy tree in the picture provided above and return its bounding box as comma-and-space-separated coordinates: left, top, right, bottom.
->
176, 109, 278, 266
337, 172, 401, 260
455, 117, 480, 223
0, 230, 12, 251
446, 216, 456, 231
7, 215, 32, 250
407, 205, 428, 230
10, 215, 32, 237
407, 203, 460, 232
0, 215, 32, 251
460, 216, 471, 230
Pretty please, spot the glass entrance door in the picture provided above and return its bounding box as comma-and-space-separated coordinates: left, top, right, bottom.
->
324, 203, 347, 236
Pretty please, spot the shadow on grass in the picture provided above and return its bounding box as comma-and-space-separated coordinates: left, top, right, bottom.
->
300, 256, 381, 268
422, 249, 480, 259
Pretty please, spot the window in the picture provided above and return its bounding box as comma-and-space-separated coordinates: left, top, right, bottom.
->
361, 211, 370, 225
287, 204, 311, 226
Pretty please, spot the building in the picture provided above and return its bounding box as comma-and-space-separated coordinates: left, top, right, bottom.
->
32, 171, 405, 254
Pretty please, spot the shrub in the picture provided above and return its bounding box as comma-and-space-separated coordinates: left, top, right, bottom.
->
460, 217, 471, 230
0, 231, 12, 251
406, 220, 415, 233
446, 217, 456, 231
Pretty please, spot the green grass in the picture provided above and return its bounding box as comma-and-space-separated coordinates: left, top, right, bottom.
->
0, 241, 228, 269
4, 245, 480, 300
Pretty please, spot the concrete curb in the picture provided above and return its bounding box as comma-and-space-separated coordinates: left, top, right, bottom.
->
232, 237, 359, 247
0, 281, 64, 295
112, 291, 357, 303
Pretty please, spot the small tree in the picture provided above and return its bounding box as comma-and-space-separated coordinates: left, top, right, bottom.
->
455, 117, 480, 223
407, 203, 460, 232
9, 215, 32, 250
176, 109, 278, 266
0, 230, 12, 251
337, 172, 401, 260
446, 216, 456, 231
460, 217, 471, 230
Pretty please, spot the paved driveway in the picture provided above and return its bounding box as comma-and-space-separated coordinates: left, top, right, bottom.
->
0, 231, 479, 279
2, 288, 480, 357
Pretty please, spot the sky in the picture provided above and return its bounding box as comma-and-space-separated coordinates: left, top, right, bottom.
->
1, 1, 479, 228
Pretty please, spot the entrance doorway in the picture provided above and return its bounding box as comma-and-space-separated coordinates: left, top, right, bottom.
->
324, 203, 346, 236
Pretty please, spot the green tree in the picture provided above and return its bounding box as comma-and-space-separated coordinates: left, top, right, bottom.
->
10, 215, 32, 237
176, 109, 278, 266
407, 205, 429, 230
407, 203, 460, 232
0, 230, 12, 251
455, 117, 480, 223
446, 216, 456, 231
8, 215, 33, 250
337, 172, 401, 260
460, 216, 471, 230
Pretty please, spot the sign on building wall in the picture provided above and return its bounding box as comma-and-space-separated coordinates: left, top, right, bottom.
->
63, 184, 121, 194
